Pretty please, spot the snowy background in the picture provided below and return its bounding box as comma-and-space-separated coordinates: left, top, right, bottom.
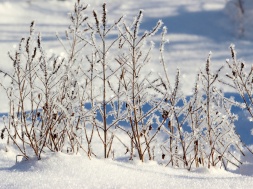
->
0, 0, 253, 188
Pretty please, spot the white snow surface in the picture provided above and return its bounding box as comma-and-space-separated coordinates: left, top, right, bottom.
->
0, 0, 253, 188
0, 149, 253, 189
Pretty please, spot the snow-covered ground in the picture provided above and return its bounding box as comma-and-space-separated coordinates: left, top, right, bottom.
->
0, 0, 253, 188
1, 150, 253, 189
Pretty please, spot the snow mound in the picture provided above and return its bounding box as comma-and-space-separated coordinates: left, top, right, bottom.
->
0, 151, 252, 189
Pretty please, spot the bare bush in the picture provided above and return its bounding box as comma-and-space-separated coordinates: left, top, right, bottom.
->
221, 45, 252, 122
115, 10, 165, 161
0, 22, 66, 160
159, 35, 246, 169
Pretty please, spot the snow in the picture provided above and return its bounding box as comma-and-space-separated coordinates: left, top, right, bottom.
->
225, 0, 253, 39
0, 150, 253, 189
0, 0, 253, 188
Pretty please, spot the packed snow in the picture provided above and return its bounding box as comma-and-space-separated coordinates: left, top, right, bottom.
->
0, 0, 253, 188
1, 150, 253, 189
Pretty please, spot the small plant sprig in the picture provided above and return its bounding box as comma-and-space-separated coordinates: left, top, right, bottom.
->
221, 45, 253, 121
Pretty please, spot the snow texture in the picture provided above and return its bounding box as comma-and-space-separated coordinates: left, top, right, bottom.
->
0, 150, 253, 189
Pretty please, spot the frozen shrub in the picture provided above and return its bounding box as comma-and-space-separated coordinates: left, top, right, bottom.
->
116, 10, 165, 161
220, 45, 253, 123
0, 22, 66, 160
159, 38, 245, 169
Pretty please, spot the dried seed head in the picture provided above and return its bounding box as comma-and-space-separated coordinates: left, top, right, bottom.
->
241, 62, 244, 69
189, 105, 192, 112
230, 44, 236, 59
53, 134, 57, 139
1, 129, 5, 139
52, 113, 57, 120
32, 47, 37, 59
149, 125, 152, 130
43, 103, 48, 112
26, 37, 30, 53
102, 3, 107, 30
30, 21, 35, 35
162, 110, 168, 119
232, 71, 236, 77
37, 34, 41, 48
93, 10, 99, 31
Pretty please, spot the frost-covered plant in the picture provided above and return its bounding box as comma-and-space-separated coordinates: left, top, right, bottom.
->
56, 0, 95, 157
191, 53, 244, 169
221, 45, 253, 122
115, 10, 166, 162
159, 27, 193, 168
85, 3, 125, 158
160, 68, 190, 168
0, 22, 66, 160
160, 40, 245, 170
0, 1, 92, 159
